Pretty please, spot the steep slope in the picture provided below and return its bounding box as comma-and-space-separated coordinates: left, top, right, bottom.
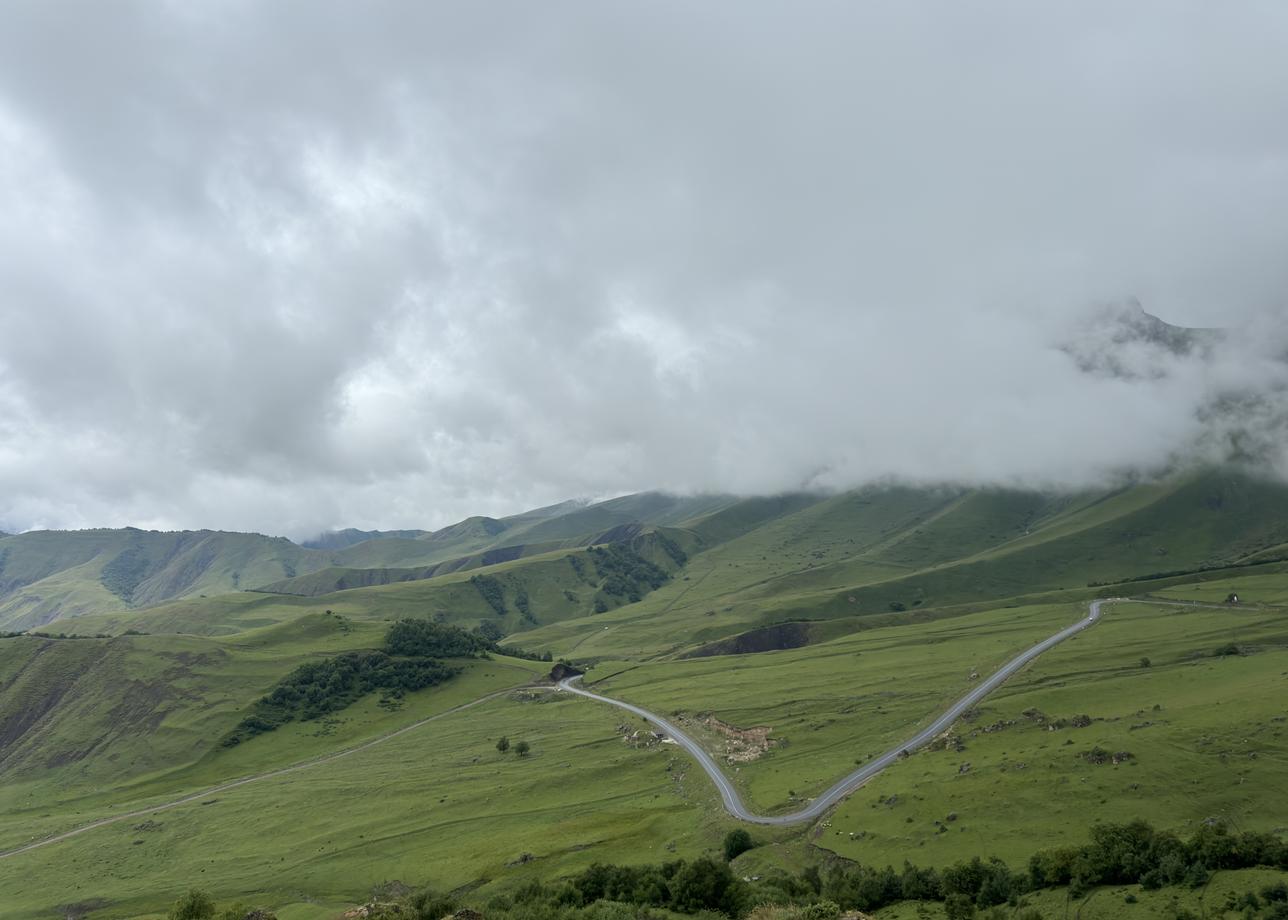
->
63, 530, 692, 640
514, 470, 1288, 659
0, 530, 340, 631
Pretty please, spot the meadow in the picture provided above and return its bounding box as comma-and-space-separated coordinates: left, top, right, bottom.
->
6, 475, 1288, 918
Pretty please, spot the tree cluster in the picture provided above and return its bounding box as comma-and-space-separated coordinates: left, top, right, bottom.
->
590, 544, 669, 604
223, 619, 492, 746
471, 574, 508, 617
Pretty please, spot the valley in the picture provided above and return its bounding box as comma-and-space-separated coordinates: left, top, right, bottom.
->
2, 471, 1287, 918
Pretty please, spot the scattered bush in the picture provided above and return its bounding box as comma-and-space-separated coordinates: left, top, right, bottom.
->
168, 889, 215, 920
141, 818, 1288, 919
723, 829, 754, 861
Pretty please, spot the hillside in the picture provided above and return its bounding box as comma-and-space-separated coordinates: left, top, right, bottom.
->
4, 469, 1288, 919
0, 493, 738, 632
0, 529, 341, 631
31, 470, 1288, 658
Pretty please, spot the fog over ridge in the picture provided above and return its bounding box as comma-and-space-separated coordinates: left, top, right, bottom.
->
1, 2, 1287, 537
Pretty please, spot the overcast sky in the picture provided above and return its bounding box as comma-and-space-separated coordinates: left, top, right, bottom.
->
2, 2, 1287, 537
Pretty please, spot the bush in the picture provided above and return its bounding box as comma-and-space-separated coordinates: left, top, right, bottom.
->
168, 889, 215, 920
723, 829, 754, 861
944, 892, 975, 920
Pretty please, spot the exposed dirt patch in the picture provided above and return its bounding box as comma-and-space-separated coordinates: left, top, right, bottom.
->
677, 712, 778, 762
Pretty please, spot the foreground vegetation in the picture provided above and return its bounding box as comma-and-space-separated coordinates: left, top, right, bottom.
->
152, 820, 1288, 920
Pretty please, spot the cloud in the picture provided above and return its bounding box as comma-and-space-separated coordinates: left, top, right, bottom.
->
0, 2, 1286, 536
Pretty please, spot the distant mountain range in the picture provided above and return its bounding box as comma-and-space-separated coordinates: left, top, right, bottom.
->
5, 468, 1288, 640
0, 492, 737, 631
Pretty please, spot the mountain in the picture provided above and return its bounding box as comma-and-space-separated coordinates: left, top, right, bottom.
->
0, 528, 343, 631
0, 493, 734, 631
298, 528, 428, 550
1060, 300, 1223, 379
6, 467, 1288, 919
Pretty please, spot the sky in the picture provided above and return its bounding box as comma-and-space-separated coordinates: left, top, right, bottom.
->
1, 2, 1287, 538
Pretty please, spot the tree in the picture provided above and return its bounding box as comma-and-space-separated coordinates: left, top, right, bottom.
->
168, 889, 216, 920
496, 735, 510, 753
943, 893, 975, 920
723, 828, 754, 861
1139, 657, 1151, 668
515, 740, 531, 757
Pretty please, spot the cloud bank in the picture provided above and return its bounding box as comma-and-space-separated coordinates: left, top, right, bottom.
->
1, 2, 1287, 537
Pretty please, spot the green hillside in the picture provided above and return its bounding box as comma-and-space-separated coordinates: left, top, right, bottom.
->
0, 493, 738, 632
62, 531, 691, 641
514, 471, 1288, 660
6, 470, 1288, 919
299, 528, 428, 550
0, 529, 344, 631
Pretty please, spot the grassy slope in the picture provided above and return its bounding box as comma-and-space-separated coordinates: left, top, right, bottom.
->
60, 531, 691, 640
7, 591, 1287, 919
0, 529, 341, 631
0, 616, 550, 849
0, 493, 735, 633
515, 472, 1288, 660
583, 602, 1083, 812
0, 686, 727, 920
7, 473, 1288, 917
872, 868, 1288, 920
819, 595, 1288, 867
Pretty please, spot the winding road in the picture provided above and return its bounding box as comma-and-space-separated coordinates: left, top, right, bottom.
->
559, 598, 1115, 824
9, 594, 1210, 858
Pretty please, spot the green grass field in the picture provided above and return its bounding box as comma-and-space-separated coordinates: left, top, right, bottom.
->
581, 603, 1084, 812
818, 598, 1288, 867
6, 473, 1288, 918
0, 688, 734, 920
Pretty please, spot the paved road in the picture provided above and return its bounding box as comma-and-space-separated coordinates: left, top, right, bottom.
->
4, 594, 1244, 857
559, 598, 1115, 825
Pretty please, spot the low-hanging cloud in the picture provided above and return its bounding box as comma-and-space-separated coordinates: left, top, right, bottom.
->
1, 1, 1287, 538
